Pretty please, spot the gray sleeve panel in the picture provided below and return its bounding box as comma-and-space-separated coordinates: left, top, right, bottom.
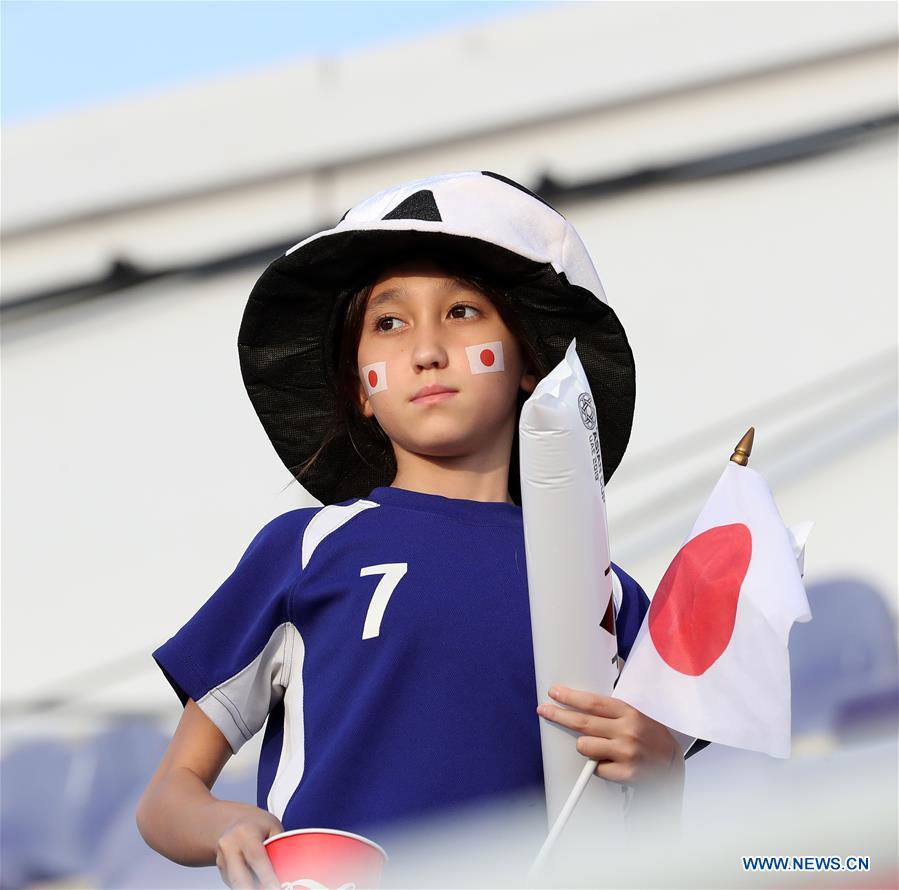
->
195, 621, 292, 755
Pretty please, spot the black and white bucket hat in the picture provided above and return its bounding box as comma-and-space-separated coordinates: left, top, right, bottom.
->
239, 170, 635, 505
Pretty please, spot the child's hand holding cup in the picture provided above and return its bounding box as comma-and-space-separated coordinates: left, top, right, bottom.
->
214, 804, 285, 889
264, 828, 388, 890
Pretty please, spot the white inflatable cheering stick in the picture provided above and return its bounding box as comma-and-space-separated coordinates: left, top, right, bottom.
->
519, 339, 621, 877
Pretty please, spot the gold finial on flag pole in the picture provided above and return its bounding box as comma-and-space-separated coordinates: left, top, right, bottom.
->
730, 427, 755, 466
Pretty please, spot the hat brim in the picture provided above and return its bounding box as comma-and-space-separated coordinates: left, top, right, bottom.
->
239, 229, 635, 505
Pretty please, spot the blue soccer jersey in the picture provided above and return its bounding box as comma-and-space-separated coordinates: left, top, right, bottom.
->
152, 486, 649, 841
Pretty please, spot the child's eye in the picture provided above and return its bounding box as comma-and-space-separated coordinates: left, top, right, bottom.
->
449, 303, 480, 320
374, 315, 403, 333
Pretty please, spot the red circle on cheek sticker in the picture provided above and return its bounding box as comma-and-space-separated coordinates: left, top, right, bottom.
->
368, 370, 378, 388
480, 349, 495, 367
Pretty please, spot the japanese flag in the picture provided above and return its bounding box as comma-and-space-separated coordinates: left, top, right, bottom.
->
466, 341, 505, 374
613, 461, 812, 758
361, 361, 388, 396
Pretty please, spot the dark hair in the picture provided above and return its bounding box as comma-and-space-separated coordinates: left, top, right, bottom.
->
293, 258, 550, 504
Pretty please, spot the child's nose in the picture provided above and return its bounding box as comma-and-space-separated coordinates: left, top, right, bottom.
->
412, 329, 450, 370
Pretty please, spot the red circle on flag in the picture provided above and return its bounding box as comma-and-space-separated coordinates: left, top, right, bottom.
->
368, 369, 378, 388
648, 523, 752, 676
480, 348, 495, 367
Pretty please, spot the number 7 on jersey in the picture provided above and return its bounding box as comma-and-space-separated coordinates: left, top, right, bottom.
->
359, 563, 408, 639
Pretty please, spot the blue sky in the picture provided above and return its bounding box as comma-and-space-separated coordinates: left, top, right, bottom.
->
1, 0, 540, 124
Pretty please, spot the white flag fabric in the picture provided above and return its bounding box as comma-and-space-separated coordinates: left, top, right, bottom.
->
613, 461, 812, 758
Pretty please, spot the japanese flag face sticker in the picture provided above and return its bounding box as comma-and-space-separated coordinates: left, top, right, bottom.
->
465, 341, 505, 374
361, 361, 388, 396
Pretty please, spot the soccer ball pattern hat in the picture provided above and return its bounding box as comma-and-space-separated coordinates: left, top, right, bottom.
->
239, 170, 636, 505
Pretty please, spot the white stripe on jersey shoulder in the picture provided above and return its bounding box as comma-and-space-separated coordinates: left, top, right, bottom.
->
610, 566, 624, 619
301, 499, 380, 570
268, 623, 307, 820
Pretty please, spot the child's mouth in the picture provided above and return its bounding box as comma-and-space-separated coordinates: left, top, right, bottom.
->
412, 391, 458, 405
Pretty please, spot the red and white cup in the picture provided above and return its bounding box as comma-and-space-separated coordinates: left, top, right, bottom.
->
263, 828, 388, 890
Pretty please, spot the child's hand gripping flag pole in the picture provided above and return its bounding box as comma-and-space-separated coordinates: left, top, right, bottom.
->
528, 428, 813, 881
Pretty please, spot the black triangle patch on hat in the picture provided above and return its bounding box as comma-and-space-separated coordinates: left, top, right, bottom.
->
382, 190, 442, 222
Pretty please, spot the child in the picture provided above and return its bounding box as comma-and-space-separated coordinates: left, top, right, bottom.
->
137, 172, 687, 889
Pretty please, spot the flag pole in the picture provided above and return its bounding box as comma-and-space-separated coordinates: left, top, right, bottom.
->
527, 757, 597, 881
528, 427, 757, 883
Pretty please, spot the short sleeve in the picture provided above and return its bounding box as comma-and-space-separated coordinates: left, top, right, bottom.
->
152, 509, 313, 754
610, 562, 649, 662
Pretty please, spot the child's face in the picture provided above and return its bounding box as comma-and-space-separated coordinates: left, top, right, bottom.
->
356, 259, 537, 463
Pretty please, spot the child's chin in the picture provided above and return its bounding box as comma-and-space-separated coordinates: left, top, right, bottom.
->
410, 441, 469, 457
401, 433, 477, 458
